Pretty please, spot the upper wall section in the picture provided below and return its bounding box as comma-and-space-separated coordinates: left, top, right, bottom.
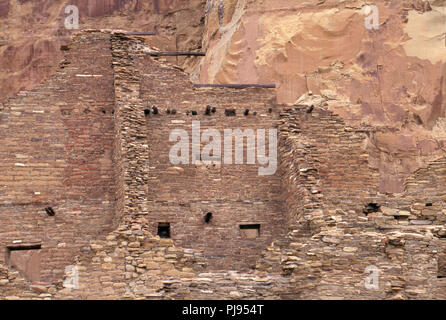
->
0, 0, 206, 103
279, 105, 380, 224
0, 31, 116, 283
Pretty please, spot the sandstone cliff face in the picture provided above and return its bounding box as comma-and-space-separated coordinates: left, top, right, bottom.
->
0, 0, 206, 102
198, 0, 446, 193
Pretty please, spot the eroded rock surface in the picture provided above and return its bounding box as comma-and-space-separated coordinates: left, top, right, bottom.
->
198, 0, 446, 193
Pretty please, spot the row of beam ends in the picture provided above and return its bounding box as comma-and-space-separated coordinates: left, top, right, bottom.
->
193, 84, 276, 89
149, 51, 206, 57
123, 31, 156, 35
144, 105, 275, 116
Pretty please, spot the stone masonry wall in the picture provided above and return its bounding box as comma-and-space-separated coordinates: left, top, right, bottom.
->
137, 51, 285, 270
2, 30, 446, 300
0, 31, 117, 283
254, 105, 446, 299
30, 32, 288, 299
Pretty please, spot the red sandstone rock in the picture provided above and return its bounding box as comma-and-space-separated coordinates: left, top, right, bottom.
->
199, 0, 446, 193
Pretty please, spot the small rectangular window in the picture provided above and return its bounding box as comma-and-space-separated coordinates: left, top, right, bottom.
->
240, 224, 260, 239
157, 223, 171, 238
6, 242, 42, 282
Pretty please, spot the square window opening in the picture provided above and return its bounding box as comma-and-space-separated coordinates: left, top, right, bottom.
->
157, 223, 171, 239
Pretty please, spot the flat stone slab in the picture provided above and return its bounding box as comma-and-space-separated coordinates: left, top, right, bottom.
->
410, 220, 432, 225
